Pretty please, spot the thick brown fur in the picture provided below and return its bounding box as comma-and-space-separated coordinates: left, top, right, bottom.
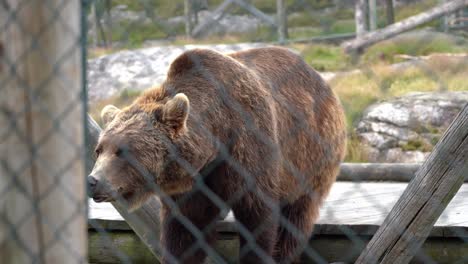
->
93, 47, 346, 263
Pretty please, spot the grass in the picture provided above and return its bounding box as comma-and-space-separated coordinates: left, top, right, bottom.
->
361, 31, 468, 64
103, 0, 451, 49
110, 19, 183, 48
293, 44, 351, 72
111, 0, 183, 18
327, 19, 355, 35
400, 139, 433, 152
330, 56, 468, 161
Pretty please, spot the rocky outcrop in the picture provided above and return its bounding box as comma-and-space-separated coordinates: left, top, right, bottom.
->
356, 92, 468, 163
87, 43, 269, 102
168, 10, 264, 36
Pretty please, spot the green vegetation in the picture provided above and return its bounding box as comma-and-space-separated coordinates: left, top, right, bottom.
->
328, 19, 355, 35
101, 0, 460, 49
294, 44, 351, 72
400, 139, 433, 152
361, 31, 468, 64
329, 55, 467, 161
111, 20, 174, 48
110, 0, 183, 18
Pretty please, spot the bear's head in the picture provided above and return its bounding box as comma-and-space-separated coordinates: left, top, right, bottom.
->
88, 93, 196, 211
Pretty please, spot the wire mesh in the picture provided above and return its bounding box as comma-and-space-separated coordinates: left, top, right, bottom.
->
1, 0, 468, 264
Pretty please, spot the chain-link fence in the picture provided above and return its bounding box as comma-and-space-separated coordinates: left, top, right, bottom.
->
1, 0, 468, 264
0, 0, 88, 263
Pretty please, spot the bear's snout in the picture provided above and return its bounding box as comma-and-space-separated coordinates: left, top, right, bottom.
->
88, 175, 98, 188
87, 174, 113, 203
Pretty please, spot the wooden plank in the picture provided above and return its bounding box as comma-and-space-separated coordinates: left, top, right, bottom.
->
356, 104, 468, 264
0, 0, 86, 262
86, 116, 163, 261
89, 183, 468, 233
87, 182, 468, 262
281, 33, 356, 44
87, 228, 468, 264
343, 0, 468, 52
338, 163, 421, 182
88, 231, 238, 264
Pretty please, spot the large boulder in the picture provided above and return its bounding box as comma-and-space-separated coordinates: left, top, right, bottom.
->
87, 43, 269, 102
356, 92, 468, 163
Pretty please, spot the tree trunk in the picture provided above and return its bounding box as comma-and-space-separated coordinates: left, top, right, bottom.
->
356, 104, 468, 264
384, 0, 395, 25
344, 0, 468, 52
184, 0, 194, 37
355, 0, 369, 37
0, 0, 87, 262
277, 0, 288, 43
369, 0, 378, 31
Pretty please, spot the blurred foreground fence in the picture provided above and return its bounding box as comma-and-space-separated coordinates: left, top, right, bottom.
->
0, 0, 87, 263
1, 0, 468, 264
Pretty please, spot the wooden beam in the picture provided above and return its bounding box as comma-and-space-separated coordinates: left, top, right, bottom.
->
232, 0, 276, 27
86, 116, 163, 261
343, 0, 468, 52
191, 0, 233, 38
356, 104, 468, 264
338, 163, 420, 182
0, 0, 86, 262
280, 32, 356, 44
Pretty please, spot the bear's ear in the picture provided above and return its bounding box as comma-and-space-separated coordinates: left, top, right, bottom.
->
162, 93, 190, 136
101, 105, 121, 126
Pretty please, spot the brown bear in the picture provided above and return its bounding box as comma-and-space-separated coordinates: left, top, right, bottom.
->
88, 47, 346, 264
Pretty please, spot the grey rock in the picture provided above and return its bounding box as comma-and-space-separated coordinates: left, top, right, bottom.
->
87, 43, 270, 102
168, 10, 266, 36
357, 92, 468, 163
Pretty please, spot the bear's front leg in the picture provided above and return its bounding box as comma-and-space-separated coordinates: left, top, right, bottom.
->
160, 190, 222, 264
232, 192, 279, 264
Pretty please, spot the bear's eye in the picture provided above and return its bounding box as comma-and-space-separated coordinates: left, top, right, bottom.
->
95, 147, 102, 157
115, 148, 123, 157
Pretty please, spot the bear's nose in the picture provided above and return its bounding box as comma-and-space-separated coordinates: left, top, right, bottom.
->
87, 175, 98, 189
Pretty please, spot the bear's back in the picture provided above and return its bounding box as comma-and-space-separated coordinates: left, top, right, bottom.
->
164, 47, 346, 198
231, 47, 346, 199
